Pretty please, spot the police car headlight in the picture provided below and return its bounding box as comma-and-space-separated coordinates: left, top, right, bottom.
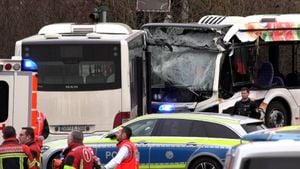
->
41, 145, 50, 153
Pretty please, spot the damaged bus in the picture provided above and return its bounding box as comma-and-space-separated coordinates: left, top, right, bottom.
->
143, 14, 300, 127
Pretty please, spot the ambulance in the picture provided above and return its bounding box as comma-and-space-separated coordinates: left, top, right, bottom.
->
0, 56, 38, 141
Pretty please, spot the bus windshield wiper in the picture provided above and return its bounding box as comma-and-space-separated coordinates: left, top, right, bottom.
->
153, 39, 173, 52
172, 83, 200, 97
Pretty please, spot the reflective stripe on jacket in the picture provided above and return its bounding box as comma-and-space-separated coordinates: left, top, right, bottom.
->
62, 143, 97, 169
0, 138, 37, 169
27, 141, 41, 169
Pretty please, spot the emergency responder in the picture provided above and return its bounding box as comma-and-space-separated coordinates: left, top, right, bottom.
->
0, 126, 37, 169
231, 87, 262, 119
103, 126, 139, 169
32, 111, 49, 147
56, 130, 101, 169
19, 127, 41, 169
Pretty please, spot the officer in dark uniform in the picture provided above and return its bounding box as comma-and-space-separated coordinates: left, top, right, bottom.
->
231, 87, 260, 118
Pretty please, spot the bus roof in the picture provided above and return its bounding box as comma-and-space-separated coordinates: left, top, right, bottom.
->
198, 15, 245, 26
19, 23, 144, 43
223, 14, 300, 43
38, 23, 133, 35
198, 14, 300, 43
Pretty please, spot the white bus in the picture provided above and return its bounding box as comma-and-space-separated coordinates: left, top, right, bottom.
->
143, 14, 300, 127
15, 23, 147, 135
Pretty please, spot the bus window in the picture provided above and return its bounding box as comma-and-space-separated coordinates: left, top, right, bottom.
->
230, 47, 255, 87
22, 43, 121, 91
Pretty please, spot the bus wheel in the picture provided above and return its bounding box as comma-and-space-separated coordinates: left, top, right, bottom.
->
189, 157, 222, 169
265, 101, 288, 128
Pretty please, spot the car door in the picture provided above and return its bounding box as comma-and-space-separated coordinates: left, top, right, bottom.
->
200, 121, 241, 160
148, 119, 207, 169
96, 119, 157, 169
127, 119, 158, 169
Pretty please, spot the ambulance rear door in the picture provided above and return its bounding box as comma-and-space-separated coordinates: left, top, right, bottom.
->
13, 71, 32, 130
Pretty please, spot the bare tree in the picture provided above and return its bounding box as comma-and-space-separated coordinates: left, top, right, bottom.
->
1, 0, 300, 58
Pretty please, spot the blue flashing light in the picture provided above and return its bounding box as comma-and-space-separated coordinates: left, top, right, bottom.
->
22, 59, 38, 71
158, 104, 176, 113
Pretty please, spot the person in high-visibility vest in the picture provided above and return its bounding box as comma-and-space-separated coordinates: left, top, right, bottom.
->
103, 126, 139, 169
32, 111, 49, 147
0, 126, 37, 169
19, 127, 41, 169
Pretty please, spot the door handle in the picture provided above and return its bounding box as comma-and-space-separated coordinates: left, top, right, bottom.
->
137, 140, 148, 144
186, 142, 197, 146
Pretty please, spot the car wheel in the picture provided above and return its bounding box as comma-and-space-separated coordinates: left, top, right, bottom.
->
265, 101, 288, 128
189, 157, 222, 169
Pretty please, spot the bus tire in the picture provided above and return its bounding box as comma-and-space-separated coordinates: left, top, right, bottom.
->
189, 157, 222, 169
265, 101, 288, 128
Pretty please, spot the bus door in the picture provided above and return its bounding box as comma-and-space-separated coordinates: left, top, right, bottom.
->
129, 34, 146, 117
134, 56, 144, 116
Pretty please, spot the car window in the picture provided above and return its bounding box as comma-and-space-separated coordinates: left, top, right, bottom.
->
190, 121, 207, 137
242, 122, 265, 133
203, 121, 240, 139
154, 119, 193, 136
126, 119, 157, 136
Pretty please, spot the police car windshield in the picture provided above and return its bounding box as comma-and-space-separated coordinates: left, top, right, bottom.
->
242, 122, 266, 133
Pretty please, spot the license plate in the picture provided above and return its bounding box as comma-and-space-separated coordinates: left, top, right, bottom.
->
59, 125, 88, 132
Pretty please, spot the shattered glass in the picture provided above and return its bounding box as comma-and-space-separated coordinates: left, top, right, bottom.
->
145, 26, 220, 93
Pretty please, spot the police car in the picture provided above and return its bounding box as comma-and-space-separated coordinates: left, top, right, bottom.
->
42, 113, 265, 169
242, 125, 300, 141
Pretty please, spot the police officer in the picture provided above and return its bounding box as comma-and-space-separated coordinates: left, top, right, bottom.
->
19, 127, 41, 169
103, 126, 139, 169
59, 130, 101, 169
231, 87, 260, 118
0, 126, 37, 169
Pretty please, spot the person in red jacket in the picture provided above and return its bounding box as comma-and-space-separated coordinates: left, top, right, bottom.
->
0, 126, 37, 169
103, 126, 139, 169
19, 127, 41, 169
32, 111, 49, 147
58, 130, 101, 169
